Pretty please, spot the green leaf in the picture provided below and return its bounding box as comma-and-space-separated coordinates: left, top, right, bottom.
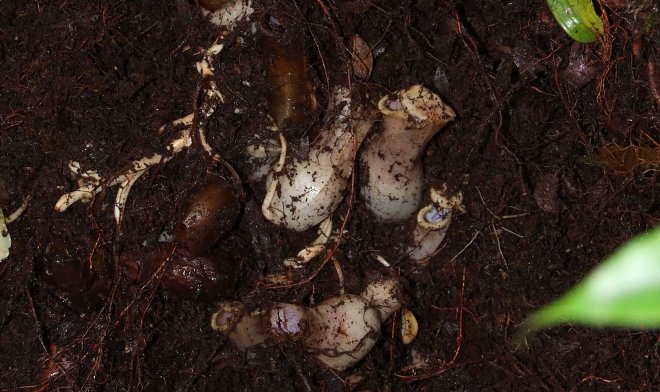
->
523, 225, 660, 333
546, 0, 604, 43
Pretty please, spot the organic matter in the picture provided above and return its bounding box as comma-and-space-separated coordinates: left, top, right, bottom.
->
0, 0, 658, 390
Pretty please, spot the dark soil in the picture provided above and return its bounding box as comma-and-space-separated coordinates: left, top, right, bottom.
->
1, 0, 659, 391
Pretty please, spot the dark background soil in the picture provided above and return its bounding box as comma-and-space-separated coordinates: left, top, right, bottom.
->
1, 0, 659, 391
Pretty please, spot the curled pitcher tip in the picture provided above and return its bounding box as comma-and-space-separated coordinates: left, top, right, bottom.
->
408, 185, 464, 263
361, 85, 456, 223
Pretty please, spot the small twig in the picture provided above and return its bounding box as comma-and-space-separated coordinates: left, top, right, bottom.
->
499, 213, 529, 220
500, 226, 523, 238
491, 222, 508, 270
448, 231, 480, 264
475, 186, 496, 218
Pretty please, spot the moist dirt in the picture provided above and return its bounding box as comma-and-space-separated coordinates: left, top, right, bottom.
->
1, 0, 659, 391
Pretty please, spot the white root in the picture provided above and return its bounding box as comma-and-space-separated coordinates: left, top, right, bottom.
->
0, 208, 10, 262
54, 0, 247, 224
5, 195, 31, 224
407, 185, 464, 263
0, 195, 31, 262
113, 171, 146, 226
69, 161, 102, 189
282, 217, 333, 269
200, 0, 254, 30
374, 254, 391, 267
282, 244, 326, 269
360, 85, 456, 222
262, 87, 377, 232
55, 128, 193, 225
54, 37, 230, 226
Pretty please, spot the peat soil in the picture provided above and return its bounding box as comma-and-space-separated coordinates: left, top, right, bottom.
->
1, 0, 659, 391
